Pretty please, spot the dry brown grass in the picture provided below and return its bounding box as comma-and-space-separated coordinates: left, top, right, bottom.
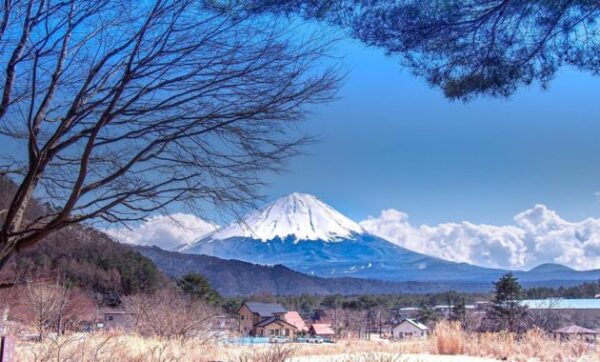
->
429, 320, 600, 361
13, 324, 600, 361
430, 321, 464, 355
14, 334, 425, 361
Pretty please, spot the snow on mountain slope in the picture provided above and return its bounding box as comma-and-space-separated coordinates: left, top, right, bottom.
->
179, 193, 466, 281
205, 193, 363, 242
177, 193, 599, 283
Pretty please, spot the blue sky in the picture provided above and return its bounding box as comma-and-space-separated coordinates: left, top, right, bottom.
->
106, 33, 600, 271
263, 38, 600, 226
3, 28, 599, 231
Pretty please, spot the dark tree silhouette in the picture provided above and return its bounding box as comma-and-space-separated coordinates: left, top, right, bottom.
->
0, 0, 339, 267
240, 0, 600, 100
484, 272, 528, 333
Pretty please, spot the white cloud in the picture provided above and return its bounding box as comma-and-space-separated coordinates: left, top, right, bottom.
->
360, 204, 600, 270
106, 213, 218, 250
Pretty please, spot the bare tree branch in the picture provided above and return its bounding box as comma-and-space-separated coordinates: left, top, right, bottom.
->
0, 0, 340, 267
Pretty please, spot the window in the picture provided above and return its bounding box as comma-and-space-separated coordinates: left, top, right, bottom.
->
284, 329, 289, 336
241, 315, 245, 320
270, 330, 275, 335
106, 316, 114, 321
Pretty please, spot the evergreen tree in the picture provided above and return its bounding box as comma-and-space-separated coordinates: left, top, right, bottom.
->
450, 297, 466, 324
416, 304, 439, 325
484, 272, 528, 333
177, 273, 221, 305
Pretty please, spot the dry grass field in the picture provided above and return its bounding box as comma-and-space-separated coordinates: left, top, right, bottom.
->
13, 322, 600, 361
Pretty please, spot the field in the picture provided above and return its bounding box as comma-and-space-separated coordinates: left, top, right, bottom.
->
13, 322, 600, 361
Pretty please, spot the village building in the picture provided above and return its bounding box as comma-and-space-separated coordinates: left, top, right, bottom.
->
522, 299, 600, 313
254, 317, 297, 337
102, 310, 132, 331
391, 319, 428, 340
238, 302, 306, 337
283, 311, 308, 333
522, 298, 600, 326
309, 323, 335, 338
392, 306, 419, 320
554, 325, 599, 342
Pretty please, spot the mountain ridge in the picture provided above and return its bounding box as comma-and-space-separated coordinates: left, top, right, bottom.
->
135, 245, 491, 295
136, 245, 600, 296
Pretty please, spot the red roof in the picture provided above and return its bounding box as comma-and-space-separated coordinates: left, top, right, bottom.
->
283, 311, 307, 331
311, 323, 335, 336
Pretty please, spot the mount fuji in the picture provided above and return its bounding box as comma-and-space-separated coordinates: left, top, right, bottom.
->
180, 193, 508, 282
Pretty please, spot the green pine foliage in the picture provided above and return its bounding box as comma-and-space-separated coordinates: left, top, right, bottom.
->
177, 273, 222, 305
483, 272, 528, 333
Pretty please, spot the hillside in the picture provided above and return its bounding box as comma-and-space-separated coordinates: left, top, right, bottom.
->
0, 177, 166, 305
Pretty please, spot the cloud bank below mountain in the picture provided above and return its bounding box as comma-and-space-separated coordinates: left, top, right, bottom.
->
106, 213, 217, 250
359, 204, 600, 270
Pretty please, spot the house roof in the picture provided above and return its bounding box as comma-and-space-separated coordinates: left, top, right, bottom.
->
554, 325, 599, 334
522, 299, 600, 310
255, 317, 297, 329
395, 319, 428, 331
283, 311, 307, 331
311, 323, 335, 335
241, 302, 287, 317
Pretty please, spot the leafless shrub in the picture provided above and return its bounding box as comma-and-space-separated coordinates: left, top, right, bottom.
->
9, 280, 96, 340
22, 334, 84, 362
236, 344, 294, 362
123, 288, 217, 341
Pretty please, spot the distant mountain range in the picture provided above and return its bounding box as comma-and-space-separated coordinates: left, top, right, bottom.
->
134, 245, 499, 296
179, 193, 600, 284
136, 245, 599, 296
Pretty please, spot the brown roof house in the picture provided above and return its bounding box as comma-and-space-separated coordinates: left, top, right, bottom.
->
554, 325, 599, 342
238, 302, 305, 338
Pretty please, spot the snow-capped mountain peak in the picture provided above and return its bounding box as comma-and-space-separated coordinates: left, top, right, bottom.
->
204, 193, 363, 242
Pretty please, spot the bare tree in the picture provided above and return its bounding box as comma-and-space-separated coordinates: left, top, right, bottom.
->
123, 288, 217, 340
527, 298, 564, 332
13, 280, 85, 340
337, 307, 367, 339
54, 287, 97, 334
26, 281, 64, 340
9, 280, 94, 339
0, 0, 339, 267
